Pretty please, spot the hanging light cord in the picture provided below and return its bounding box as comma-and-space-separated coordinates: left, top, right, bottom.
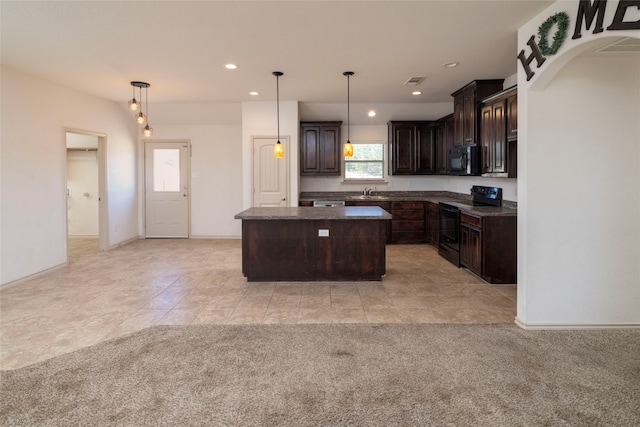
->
347, 73, 350, 142
145, 86, 149, 119
276, 73, 280, 142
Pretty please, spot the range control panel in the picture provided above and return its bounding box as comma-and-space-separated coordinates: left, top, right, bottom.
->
470, 186, 503, 206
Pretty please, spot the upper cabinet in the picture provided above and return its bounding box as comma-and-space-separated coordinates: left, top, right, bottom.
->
435, 114, 454, 174
480, 86, 517, 178
300, 121, 342, 176
388, 121, 437, 175
451, 80, 504, 147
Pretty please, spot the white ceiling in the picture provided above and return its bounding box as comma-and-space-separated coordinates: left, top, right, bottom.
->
1, 1, 553, 119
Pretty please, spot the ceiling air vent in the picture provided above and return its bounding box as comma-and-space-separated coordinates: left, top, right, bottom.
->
403, 76, 426, 86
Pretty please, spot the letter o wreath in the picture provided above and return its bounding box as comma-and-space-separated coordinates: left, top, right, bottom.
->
538, 12, 570, 56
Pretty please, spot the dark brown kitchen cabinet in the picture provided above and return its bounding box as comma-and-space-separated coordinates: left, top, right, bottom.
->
425, 201, 440, 247
451, 80, 504, 147
346, 200, 392, 242
390, 201, 425, 243
436, 114, 454, 174
480, 86, 517, 177
388, 121, 437, 175
460, 219, 482, 277
506, 91, 517, 141
480, 100, 507, 174
460, 211, 516, 284
300, 121, 342, 176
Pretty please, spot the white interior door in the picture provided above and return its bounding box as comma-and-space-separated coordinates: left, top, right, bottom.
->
252, 136, 289, 207
145, 141, 190, 238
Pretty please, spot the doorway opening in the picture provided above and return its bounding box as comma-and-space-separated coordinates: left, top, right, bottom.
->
65, 130, 107, 261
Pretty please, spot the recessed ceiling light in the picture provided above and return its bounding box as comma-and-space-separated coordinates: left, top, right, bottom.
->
443, 62, 459, 68
412, 91, 422, 96
368, 110, 376, 117
225, 63, 238, 70
249, 91, 259, 96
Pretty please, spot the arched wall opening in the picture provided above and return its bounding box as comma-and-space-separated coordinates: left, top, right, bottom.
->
517, 36, 640, 328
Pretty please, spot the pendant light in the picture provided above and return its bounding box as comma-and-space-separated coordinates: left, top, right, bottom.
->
128, 83, 140, 111
273, 71, 284, 158
343, 71, 354, 158
128, 81, 152, 135
142, 84, 153, 136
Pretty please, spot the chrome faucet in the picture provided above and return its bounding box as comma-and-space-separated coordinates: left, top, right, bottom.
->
363, 187, 371, 196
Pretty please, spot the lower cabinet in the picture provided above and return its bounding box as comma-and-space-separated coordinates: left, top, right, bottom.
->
390, 201, 425, 243
425, 201, 440, 247
346, 200, 392, 243
460, 211, 516, 284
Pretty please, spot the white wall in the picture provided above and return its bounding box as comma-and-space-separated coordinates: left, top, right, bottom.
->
1, 66, 139, 285
145, 125, 243, 237
517, 0, 640, 327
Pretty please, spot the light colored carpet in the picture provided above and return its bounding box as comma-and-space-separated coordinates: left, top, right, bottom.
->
1, 324, 638, 426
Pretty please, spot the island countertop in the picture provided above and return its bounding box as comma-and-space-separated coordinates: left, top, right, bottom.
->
234, 206, 392, 220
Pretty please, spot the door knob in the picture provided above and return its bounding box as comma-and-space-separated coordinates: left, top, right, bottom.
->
281, 197, 286, 201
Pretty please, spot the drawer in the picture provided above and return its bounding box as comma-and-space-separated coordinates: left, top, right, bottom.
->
392, 220, 424, 232
393, 210, 424, 220
392, 201, 424, 210
461, 212, 482, 228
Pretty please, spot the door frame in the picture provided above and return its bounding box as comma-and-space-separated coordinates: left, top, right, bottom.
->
251, 135, 290, 207
143, 140, 191, 238
64, 128, 108, 255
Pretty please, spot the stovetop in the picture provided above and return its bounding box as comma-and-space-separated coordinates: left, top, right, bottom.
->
470, 185, 502, 207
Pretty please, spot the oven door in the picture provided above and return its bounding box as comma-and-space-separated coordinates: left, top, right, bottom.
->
439, 203, 460, 251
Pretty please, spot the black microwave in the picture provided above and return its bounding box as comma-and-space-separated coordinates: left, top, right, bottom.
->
450, 145, 481, 176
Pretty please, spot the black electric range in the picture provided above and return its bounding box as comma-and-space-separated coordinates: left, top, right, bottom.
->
438, 186, 503, 266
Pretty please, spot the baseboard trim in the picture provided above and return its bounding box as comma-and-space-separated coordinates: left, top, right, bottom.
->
0, 262, 67, 290
189, 235, 241, 240
107, 236, 140, 250
515, 317, 640, 330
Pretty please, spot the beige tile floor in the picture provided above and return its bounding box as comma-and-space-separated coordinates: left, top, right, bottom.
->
0, 238, 516, 370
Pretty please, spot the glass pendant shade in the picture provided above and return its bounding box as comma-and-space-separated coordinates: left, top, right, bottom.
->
274, 141, 284, 158
135, 111, 147, 124
143, 124, 153, 137
128, 98, 140, 111
343, 141, 354, 157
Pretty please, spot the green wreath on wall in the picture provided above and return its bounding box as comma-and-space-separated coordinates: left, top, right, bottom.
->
538, 12, 570, 56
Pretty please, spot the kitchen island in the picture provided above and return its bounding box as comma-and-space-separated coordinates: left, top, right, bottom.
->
234, 206, 391, 281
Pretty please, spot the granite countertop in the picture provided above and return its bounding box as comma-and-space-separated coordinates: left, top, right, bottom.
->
299, 191, 517, 217
235, 206, 392, 220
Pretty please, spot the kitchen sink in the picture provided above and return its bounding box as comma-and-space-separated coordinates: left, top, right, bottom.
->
347, 195, 390, 201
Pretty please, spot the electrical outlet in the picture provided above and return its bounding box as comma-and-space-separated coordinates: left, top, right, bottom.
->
318, 229, 329, 237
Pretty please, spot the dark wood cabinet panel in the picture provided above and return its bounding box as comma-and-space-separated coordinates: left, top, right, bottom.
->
241, 218, 387, 281
390, 201, 425, 243
346, 200, 392, 242
425, 201, 440, 247
507, 92, 518, 141
388, 121, 436, 175
480, 86, 517, 177
436, 114, 454, 174
451, 80, 504, 148
460, 224, 482, 276
460, 211, 516, 284
300, 121, 342, 176
481, 100, 507, 174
